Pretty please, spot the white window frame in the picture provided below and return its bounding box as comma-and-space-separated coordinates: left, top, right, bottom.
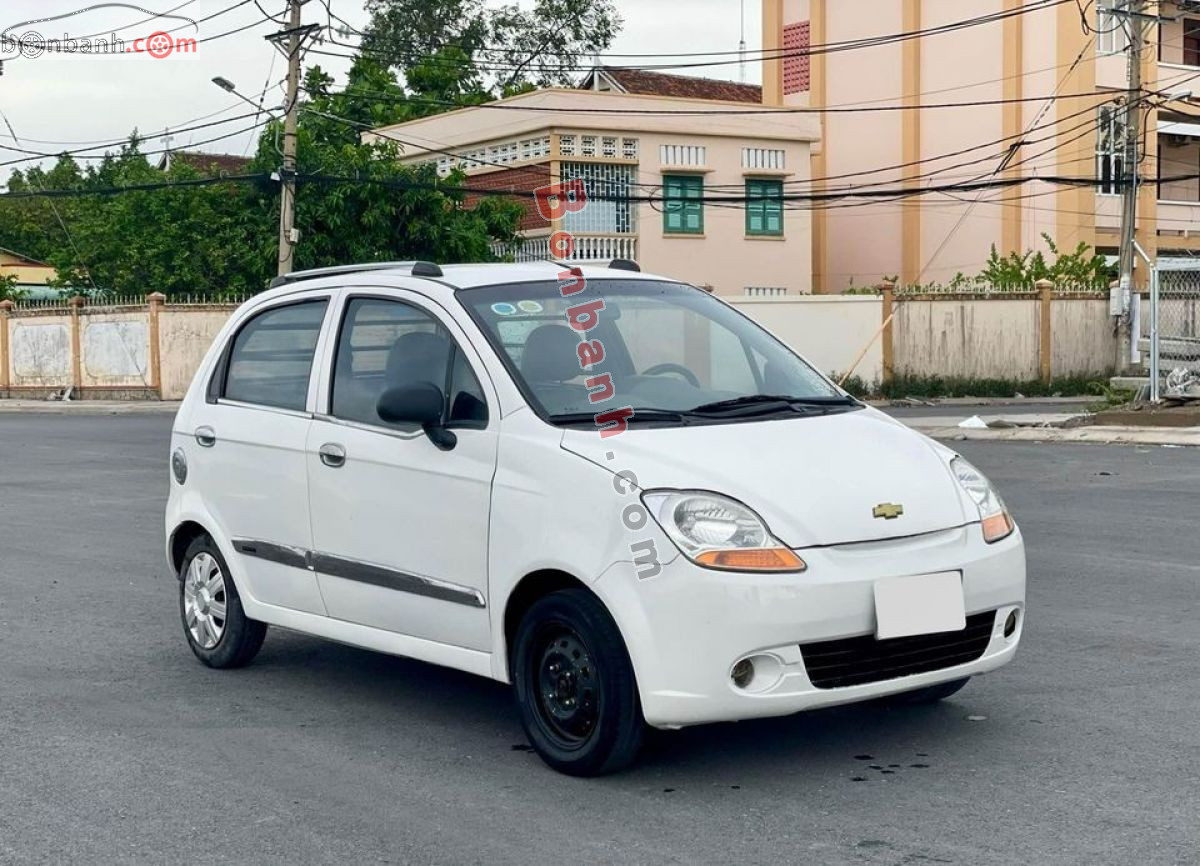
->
1096, 0, 1129, 55
1097, 105, 1127, 197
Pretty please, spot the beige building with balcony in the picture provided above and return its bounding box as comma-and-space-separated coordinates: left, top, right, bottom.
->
763, 0, 1200, 292
370, 72, 820, 296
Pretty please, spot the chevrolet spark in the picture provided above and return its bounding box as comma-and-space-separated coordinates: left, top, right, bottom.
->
165, 260, 1025, 776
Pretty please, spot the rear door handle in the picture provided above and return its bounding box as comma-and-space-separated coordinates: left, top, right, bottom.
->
195, 426, 217, 447
318, 443, 346, 468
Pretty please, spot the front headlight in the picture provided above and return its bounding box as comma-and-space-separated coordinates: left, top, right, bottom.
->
951, 457, 1014, 543
641, 490, 806, 572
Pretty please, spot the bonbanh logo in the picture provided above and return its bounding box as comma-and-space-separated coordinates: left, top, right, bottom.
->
0, 3, 199, 60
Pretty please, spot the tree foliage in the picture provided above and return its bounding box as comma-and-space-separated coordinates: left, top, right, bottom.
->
0, 58, 523, 296
362, 0, 622, 94
978, 233, 1113, 289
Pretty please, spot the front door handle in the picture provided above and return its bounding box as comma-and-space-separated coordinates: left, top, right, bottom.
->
318, 443, 346, 468
195, 426, 217, 447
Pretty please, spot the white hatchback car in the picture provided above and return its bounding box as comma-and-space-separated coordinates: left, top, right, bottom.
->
165, 260, 1025, 775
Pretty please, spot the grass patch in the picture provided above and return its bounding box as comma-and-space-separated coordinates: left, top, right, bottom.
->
830, 373, 1116, 400
881, 374, 1109, 400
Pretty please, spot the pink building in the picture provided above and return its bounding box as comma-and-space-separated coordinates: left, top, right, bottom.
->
370, 72, 819, 296
764, 0, 1200, 292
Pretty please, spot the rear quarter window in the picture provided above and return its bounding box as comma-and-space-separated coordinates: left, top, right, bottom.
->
220, 299, 329, 411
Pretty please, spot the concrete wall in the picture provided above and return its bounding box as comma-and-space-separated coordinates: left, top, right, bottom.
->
0, 293, 1118, 400
893, 296, 1041, 380
728, 295, 884, 382
80, 310, 150, 388
1051, 296, 1117, 377
0, 299, 239, 400
158, 308, 235, 400
9, 314, 72, 387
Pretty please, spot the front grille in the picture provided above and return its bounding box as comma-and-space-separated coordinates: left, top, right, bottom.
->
800, 611, 997, 689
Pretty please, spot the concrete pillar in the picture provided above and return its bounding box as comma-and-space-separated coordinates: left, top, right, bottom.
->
880, 279, 897, 385
0, 299, 12, 393
68, 295, 85, 394
1037, 279, 1054, 384
147, 292, 166, 398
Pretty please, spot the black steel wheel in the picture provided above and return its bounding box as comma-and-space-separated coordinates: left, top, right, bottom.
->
513, 588, 644, 776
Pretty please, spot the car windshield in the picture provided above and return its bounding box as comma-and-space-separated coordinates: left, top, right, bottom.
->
460, 279, 858, 426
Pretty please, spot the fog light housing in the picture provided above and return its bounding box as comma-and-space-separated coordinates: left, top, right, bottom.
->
1004, 609, 1019, 638
731, 658, 755, 689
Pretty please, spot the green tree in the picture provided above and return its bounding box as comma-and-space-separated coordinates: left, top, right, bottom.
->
978, 233, 1113, 289
362, 0, 622, 94
0, 59, 527, 296
251, 57, 523, 272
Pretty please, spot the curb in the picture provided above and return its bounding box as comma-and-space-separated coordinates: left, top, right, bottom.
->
910, 423, 1200, 447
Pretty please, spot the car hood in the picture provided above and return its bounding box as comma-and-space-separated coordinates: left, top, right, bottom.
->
560, 408, 969, 549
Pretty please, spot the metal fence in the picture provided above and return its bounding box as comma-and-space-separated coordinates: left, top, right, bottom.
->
1148, 258, 1200, 401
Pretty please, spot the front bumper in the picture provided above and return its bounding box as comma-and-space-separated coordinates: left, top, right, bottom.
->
596, 524, 1025, 728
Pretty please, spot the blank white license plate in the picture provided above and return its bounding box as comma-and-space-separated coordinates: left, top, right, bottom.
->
873, 571, 966, 640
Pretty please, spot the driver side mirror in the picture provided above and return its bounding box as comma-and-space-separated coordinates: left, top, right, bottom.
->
377, 383, 457, 451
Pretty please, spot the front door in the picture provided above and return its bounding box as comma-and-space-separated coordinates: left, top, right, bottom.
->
305, 294, 497, 651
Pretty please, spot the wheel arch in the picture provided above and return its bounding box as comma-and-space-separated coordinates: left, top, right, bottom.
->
501, 569, 596, 679
168, 520, 213, 578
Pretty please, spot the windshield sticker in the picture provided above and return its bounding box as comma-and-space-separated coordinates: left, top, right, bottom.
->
491, 302, 518, 316
517, 300, 544, 314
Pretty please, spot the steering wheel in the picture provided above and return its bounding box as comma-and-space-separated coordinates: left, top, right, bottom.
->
641, 363, 701, 388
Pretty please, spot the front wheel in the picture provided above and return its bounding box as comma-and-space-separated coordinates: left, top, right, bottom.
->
178, 536, 266, 669
512, 589, 644, 776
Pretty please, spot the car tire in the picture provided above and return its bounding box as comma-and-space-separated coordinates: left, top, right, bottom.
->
512, 588, 644, 776
891, 676, 971, 705
178, 535, 266, 669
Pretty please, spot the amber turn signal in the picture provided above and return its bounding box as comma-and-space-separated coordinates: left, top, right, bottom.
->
981, 511, 1014, 543
694, 548, 806, 572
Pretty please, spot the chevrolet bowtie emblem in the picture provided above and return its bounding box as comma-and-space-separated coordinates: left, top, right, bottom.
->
873, 503, 904, 520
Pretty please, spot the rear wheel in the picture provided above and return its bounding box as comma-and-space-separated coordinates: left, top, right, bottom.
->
178, 536, 266, 669
512, 589, 644, 776
890, 677, 971, 705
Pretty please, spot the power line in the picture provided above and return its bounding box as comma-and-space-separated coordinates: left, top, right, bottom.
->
333, 0, 1073, 72
0, 111, 268, 167
316, 79, 1125, 115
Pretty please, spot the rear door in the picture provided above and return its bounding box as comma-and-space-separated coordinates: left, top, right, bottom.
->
305, 291, 497, 651
191, 293, 334, 615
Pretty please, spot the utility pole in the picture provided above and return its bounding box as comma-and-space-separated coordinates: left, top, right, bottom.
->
1116, 0, 1149, 370
267, 1, 319, 277
276, 0, 303, 277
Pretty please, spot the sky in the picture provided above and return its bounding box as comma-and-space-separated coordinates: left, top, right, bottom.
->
0, 0, 763, 178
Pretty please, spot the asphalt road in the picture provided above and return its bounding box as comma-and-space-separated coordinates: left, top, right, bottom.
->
1, 414, 1197, 865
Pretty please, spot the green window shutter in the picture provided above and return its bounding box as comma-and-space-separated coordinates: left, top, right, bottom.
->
664, 174, 704, 234
746, 179, 783, 236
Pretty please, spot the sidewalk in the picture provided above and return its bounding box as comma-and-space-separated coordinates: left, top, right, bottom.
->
0, 400, 180, 415
899, 412, 1200, 447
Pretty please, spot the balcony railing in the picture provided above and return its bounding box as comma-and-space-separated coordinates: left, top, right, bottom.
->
493, 233, 637, 263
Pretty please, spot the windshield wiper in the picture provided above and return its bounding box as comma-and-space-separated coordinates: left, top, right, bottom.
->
548, 408, 691, 427
689, 394, 858, 416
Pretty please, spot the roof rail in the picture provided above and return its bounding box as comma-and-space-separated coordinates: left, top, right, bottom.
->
268, 260, 443, 288
608, 258, 641, 272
